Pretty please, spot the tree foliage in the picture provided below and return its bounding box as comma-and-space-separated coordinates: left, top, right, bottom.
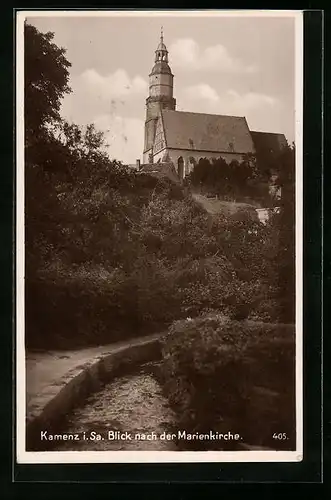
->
24, 23, 71, 148
270, 144, 296, 322
188, 155, 267, 202
160, 315, 296, 450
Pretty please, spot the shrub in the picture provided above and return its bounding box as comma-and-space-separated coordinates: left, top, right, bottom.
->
25, 184, 281, 349
160, 314, 295, 451
249, 298, 282, 322
25, 264, 142, 349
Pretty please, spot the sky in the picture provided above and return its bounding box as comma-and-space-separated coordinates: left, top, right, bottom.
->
27, 12, 299, 164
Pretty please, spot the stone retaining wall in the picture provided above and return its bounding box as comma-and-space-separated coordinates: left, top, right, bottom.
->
26, 336, 162, 451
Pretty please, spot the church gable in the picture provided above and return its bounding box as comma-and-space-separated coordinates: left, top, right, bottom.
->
161, 110, 255, 155
251, 131, 288, 173
251, 131, 288, 157
153, 115, 166, 155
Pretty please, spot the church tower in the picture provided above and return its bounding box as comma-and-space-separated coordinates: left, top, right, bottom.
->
143, 28, 176, 163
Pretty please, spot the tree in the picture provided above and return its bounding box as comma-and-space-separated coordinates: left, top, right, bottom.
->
24, 23, 71, 276
24, 23, 71, 150
272, 144, 296, 322
188, 156, 263, 200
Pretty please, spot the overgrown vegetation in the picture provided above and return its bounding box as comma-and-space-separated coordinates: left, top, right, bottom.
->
160, 315, 296, 450
24, 23, 295, 351
187, 154, 273, 205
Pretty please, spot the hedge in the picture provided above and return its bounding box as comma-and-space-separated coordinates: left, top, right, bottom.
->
160, 315, 296, 451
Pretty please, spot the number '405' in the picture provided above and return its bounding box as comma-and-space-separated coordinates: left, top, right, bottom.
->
272, 433, 288, 440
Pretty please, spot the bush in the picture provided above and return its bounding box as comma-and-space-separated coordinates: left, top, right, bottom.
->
249, 298, 282, 322
160, 314, 295, 451
26, 264, 141, 349
188, 156, 269, 203
25, 181, 281, 349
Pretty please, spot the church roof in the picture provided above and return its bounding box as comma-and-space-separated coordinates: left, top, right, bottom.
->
161, 110, 255, 154
251, 131, 288, 171
251, 131, 288, 156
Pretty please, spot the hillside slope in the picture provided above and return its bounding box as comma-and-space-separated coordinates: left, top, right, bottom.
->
191, 193, 259, 221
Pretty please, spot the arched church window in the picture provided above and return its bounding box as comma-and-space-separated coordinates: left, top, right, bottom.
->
177, 156, 184, 181
189, 157, 196, 174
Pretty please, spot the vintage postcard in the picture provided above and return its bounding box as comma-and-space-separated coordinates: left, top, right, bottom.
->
16, 9, 303, 464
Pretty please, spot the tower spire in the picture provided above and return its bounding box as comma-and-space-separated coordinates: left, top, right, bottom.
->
155, 27, 168, 62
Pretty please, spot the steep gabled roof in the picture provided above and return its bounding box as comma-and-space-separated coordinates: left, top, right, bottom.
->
251, 131, 288, 157
161, 110, 255, 154
251, 131, 288, 171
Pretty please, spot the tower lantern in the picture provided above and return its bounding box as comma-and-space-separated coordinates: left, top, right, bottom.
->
155, 26, 168, 63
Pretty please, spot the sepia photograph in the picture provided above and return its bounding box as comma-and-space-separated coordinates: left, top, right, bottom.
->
16, 10, 303, 463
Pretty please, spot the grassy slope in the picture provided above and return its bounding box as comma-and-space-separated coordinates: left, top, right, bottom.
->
191, 193, 260, 217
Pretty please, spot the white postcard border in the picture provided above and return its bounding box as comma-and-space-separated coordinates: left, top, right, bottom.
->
16, 9, 304, 464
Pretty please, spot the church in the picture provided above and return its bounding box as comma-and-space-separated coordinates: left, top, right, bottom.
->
139, 30, 288, 181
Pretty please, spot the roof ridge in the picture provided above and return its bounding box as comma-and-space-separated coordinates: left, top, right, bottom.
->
251, 130, 286, 137
162, 109, 246, 120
